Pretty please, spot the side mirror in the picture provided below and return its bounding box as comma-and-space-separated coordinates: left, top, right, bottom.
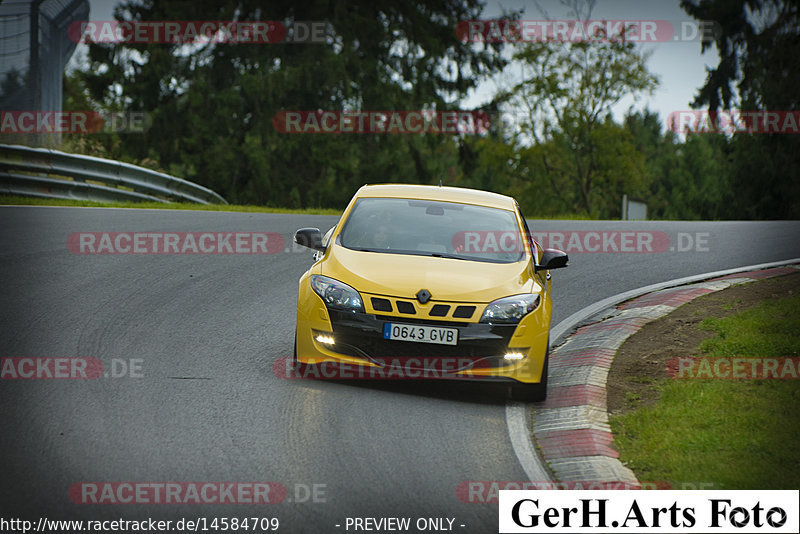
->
294, 228, 324, 252
536, 248, 569, 271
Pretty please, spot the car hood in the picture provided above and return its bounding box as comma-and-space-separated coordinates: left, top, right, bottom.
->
319, 244, 535, 302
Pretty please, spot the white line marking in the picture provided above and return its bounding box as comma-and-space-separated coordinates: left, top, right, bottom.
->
505, 401, 552, 482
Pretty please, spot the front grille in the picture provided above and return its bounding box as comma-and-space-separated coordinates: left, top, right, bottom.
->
395, 301, 416, 314
453, 305, 476, 318
362, 292, 485, 323
327, 310, 515, 364
371, 297, 393, 312
429, 304, 450, 317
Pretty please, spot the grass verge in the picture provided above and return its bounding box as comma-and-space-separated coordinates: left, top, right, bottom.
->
0, 195, 341, 215
609, 285, 800, 489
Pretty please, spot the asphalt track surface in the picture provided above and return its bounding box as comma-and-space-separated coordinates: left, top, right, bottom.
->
1, 206, 798, 532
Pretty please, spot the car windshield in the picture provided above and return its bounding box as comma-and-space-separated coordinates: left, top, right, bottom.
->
339, 197, 525, 263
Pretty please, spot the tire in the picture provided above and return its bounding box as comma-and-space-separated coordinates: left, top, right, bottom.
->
510, 346, 549, 402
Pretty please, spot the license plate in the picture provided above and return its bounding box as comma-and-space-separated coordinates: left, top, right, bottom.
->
382, 323, 458, 345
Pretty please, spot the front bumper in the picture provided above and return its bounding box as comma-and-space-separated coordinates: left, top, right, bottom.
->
295, 283, 551, 383
327, 310, 518, 369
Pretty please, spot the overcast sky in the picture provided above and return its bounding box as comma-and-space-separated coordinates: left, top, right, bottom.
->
466, 0, 719, 130
81, 0, 719, 132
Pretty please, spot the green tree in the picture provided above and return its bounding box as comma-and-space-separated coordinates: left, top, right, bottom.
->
73, 0, 510, 207
625, 109, 735, 220
499, 19, 658, 216
681, 0, 800, 219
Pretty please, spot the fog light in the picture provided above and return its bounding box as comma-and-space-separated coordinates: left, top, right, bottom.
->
504, 351, 525, 361
315, 334, 335, 345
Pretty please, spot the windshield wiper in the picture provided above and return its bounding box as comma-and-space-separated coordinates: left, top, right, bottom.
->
351, 248, 505, 262
428, 252, 469, 261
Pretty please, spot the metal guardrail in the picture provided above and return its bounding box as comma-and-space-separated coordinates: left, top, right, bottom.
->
0, 144, 228, 204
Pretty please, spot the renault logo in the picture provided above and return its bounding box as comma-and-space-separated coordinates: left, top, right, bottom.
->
416, 289, 431, 304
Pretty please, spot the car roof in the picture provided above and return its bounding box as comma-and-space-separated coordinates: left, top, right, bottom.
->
353, 184, 517, 210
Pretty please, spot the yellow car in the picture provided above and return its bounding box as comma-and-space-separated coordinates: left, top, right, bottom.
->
292, 184, 568, 401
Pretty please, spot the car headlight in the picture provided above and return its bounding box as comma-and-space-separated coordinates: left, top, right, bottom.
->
310, 275, 364, 312
480, 294, 540, 324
